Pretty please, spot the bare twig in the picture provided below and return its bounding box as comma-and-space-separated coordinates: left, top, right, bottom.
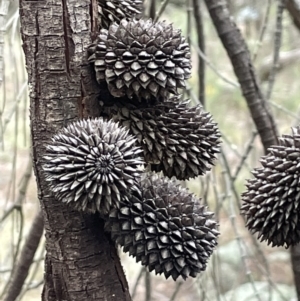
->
154, 0, 170, 22
4, 211, 44, 301
131, 267, 146, 299
145, 271, 151, 301
192, 0, 205, 106
149, 0, 156, 19
286, 0, 300, 32
252, 0, 273, 62
204, 0, 279, 152
169, 281, 183, 301
0, 158, 32, 223
0, 0, 10, 86
265, 0, 285, 101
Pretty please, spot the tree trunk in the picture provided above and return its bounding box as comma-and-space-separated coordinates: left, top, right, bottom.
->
19, 1, 131, 300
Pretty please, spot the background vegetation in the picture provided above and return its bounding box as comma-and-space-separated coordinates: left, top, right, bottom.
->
1, 0, 300, 300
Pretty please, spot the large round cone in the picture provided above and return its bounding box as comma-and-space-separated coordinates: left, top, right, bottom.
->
100, 98, 221, 180
98, 0, 143, 29
106, 173, 219, 280
241, 127, 300, 247
43, 118, 144, 215
89, 19, 191, 101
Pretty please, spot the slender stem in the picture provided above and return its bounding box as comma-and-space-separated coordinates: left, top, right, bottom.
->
192, 0, 205, 106
3, 211, 44, 301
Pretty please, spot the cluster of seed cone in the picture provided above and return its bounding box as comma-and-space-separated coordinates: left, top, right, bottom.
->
43, 118, 144, 215
89, 18, 191, 101
100, 98, 221, 180
42, 2, 221, 282
97, 0, 143, 29
241, 127, 300, 247
106, 173, 219, 280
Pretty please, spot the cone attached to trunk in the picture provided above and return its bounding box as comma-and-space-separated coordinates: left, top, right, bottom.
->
241, 127, 300, 247
101, 98, 221, 180
89, 19, 191, 101
106, 173, 219, 280
98, 0, 143, 29
43, 118, 144, 215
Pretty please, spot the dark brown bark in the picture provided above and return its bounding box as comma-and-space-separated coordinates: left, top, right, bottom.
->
286, 0, 300, 32
4, 211, 44, 301
19, 1, 131, 300
203, 0, 279, 152
203, 1, 300, 299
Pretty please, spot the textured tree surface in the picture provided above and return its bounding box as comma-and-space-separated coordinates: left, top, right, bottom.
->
19, 1, 131, 300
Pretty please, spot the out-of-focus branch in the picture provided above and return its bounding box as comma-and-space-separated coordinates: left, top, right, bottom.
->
192, 0, 205, 106
265, 0, 285, 101
259, 49, 300, 81
4, 210, 44, 301
0, 158, 32, 223
286, 0, 300, 32
0, 0, 10, 86
203, 0, 278, 152
149, 0, 156, 19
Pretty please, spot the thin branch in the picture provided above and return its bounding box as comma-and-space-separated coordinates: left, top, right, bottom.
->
192, 41, 239, 88
154, 0, 170, 23
286, 0, 300, 32
192, 0, 205, 106
131, 267, 146, 299
169, 281, 183, 301
204, 0, 279, 152
265, 0, 285, 101
252, 0, 273, 62
232, 131, 258, 182
0, 158, 32, 223
219, 153, 262, 301
145, 271, 151, 301
0, 0, 10, 87
149, 0, 156, 19
4, 211, 44, 301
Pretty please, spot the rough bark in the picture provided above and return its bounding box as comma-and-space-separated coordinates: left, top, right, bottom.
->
204, 0, 279, 152
203, 0, 300, 299
19, 1, 131, 300
4, 211, 44, 301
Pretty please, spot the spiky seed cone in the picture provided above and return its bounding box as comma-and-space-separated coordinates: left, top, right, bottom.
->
241, 127, 300, 247
100, 98, 221, 180
89, 19, 191, 101
106, 173, 219, 280
98, 0, 143, 29
43, 118, 144, 215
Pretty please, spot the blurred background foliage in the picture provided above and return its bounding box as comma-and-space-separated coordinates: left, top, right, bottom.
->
0, 0, 300, 300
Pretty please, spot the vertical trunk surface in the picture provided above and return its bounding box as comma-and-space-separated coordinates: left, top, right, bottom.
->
19, 1, 131, 300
